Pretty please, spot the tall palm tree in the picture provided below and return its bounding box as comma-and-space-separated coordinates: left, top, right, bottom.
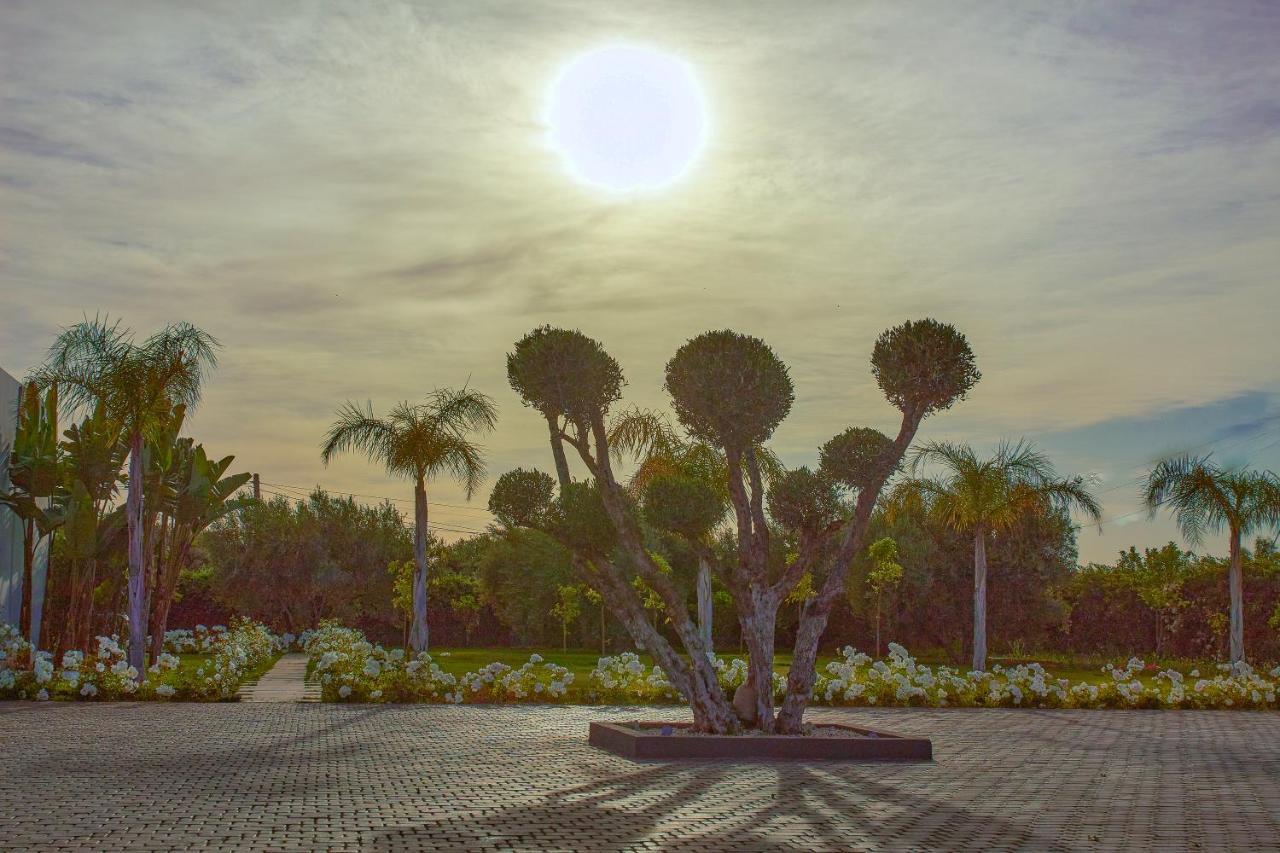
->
30, 318, 219, 674
901, 440, 1101, 671
1143, 454, 1280, 667
322, 388, 496, 653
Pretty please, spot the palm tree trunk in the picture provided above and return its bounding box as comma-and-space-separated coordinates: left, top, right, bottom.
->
126, 431, 146, 676
1228, 528, 1244, 667
972, 525, 988, 672
19, 518, 34, 648
409, 476, 430, 654
696, 555, 713, 656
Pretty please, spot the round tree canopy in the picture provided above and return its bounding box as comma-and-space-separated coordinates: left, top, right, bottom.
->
664, 330, 793, 453
488, 468, 556, 528
642, 472, 724, 542
507, 326, 624, 422
871, 319, 979, 418
547, 480, 620, 557
820, 427, 897, 491
766, 467, 843, 534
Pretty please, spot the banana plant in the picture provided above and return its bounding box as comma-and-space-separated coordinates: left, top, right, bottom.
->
58, 403, 126, 651
148, 441, 250, 661
0, 384, 64, 646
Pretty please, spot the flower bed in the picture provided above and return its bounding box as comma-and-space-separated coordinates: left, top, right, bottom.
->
0, 617, 282, 701
302, 626, 1280, 710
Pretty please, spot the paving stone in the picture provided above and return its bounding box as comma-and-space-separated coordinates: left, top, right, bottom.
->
0, 704, 1277, 850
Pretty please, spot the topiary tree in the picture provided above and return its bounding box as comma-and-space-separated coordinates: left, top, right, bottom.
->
774, 319, 980, 732
499, 327, 737, 732
498, 319, 980, 734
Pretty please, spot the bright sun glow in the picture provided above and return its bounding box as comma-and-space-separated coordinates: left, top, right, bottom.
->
547, 45, 708, 192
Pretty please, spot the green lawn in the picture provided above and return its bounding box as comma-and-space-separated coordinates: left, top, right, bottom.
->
418, 647, 1172, 687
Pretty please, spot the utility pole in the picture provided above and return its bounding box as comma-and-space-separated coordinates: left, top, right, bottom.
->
252, 473, 261, 501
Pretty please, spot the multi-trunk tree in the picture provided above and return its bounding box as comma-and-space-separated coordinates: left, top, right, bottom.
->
492, 320, 979, 733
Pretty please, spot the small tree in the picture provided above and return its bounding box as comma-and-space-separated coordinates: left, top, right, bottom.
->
498, 320, 980, 734
865, 537, 904, 657
1143, 455, 1280, 666
550, 584, 582, 652
583, 585, 606, 654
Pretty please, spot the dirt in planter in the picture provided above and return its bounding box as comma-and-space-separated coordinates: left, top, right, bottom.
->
623, 722, 879, 739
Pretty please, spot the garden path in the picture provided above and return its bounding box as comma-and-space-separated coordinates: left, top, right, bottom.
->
236, 652, 319, 702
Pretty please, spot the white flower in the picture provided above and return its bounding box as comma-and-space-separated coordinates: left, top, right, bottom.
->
370, 689, 383, 699
80, 683, 98, 697
155, 684, 176, 698
338, 685, 352, 698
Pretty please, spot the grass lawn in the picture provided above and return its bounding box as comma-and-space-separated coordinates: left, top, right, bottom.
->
414, 647, 1135, 686
176, 652, 281, 688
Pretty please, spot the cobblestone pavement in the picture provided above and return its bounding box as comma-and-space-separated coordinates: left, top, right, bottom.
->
1, 703, 1277, 851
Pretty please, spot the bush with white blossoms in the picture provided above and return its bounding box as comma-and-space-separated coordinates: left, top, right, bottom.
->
586, 652, 682, 703
306, 622, 463, 704
461, 654, 575, 703
0, 618, 280, 701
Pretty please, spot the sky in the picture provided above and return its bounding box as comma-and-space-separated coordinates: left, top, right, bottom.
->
2, 1, 1278, 563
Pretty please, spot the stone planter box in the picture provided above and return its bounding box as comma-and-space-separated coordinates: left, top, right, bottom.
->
589, 721, 932, 762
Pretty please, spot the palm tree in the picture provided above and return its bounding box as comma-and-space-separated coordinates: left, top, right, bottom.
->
29, 318, 219, 674
1143, 455, 1280, 667
902, 440, 1101, 671
321, 388, 496, 653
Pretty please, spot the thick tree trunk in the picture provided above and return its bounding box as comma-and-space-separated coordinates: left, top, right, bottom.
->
776, 410, 922, 734
696, 555, 713, 655
1228, 529, 1244, 667
126, 432, 147, 676
972, 526, 988, 672
409, 477, 430, 653
739, 589, 778, 731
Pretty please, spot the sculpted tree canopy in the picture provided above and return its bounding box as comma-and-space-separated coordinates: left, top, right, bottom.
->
664, 330, 793, 453
766, 468, 843, 535
546, 481, 621, 558
488, 468, 556, 529
507, 326, 624, 422
641, 473, 724, 542
871, 319, 980, 419
820, 427, 897, 491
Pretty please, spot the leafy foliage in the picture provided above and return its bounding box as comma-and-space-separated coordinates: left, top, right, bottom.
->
766, 467, 843, 534
664, 330, 794, 452
488, 468, 556, 528
819, 427, 896, 491
870, 318, 979, 418
506, 326, 624, 421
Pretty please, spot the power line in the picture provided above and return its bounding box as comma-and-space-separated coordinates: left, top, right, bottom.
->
254, 486, 491, 536
259, 480, 494, 516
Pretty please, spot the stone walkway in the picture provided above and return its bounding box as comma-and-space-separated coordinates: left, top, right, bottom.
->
1, 703, 1277, 850
236, 653, 319, 703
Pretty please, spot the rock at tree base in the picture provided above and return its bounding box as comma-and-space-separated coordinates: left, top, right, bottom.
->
732, 681, 758, 725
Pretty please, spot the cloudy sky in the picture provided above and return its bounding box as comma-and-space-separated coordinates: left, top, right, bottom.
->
2, 1, 1278, 562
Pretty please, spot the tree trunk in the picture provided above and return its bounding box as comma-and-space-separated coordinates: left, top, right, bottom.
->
126, 431, 146, 677
1228, 528, 1244, 667
972, 526, 988, 672
696, 555, 713, 656
409, 476, 430, 654
546, 414, 571, 486
19, 518, 34, 648
739, 590, 778, 731
775, 409, 923, 734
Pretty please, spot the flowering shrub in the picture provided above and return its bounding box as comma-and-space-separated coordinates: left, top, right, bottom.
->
460, 654, 575, 702
0, 618, 280, 701
307, 623, 463, 703
586, 652, 682, 703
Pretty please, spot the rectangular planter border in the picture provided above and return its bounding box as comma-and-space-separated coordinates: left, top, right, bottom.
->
589, 721, 933, 762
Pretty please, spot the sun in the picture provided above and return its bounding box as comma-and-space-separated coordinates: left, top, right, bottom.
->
546, 45, 708, 192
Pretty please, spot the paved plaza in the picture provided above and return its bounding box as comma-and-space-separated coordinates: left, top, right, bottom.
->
1, 702, 1278, 851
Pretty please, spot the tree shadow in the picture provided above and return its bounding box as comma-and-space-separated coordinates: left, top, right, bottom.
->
363, 757, 1072, 851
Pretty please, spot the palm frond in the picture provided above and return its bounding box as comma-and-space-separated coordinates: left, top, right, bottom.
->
321, 401, 396, 470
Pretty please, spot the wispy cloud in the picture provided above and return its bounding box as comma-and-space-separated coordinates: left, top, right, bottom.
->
2, 0, 1278, 560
